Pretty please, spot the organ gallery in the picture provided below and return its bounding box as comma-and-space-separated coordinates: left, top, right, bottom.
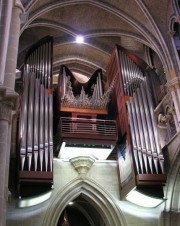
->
17, 38, 167, 200
1, 1, 180, 226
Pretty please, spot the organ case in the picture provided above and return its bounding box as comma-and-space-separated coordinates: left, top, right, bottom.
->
106, 45, 166, 198
18, 36, 53, 197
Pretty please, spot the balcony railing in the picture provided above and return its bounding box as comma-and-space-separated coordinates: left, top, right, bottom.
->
60, 117, 117, 143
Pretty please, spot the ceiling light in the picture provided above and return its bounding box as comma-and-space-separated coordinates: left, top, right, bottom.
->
69, 201, 74, 205
76, 35, 84, 44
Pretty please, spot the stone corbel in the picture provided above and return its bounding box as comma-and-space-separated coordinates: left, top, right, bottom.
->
70, 156, 96, 179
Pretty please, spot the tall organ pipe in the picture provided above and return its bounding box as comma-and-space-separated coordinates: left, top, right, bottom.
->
39, 85, 44, 171
144, 78, 161, 154
131, 98, 141, 150
133, 91, 146, 150
140, 81, 156, 154
127, 102, 140, 174
136, 88, 150, 151
27, 73, 35, 171
120, 51, 127, 95
49, 94, 53, 172
45, 90, 49, 171
20, 70, 29, 171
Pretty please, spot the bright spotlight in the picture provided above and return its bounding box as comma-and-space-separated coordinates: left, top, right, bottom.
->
68, 201, 74, 205
76, 35, 84, 44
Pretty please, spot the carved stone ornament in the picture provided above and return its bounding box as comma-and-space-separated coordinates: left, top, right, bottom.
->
167, 30, 176, 37
0, 102, 12, 122
69, 156, 96, 179
14, 0, 24, 13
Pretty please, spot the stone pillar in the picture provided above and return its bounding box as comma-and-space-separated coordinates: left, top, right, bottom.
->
4, 0, 24, 90
0, 0, 13, 85
167, 77, 180, 131
0, 103, 12, 226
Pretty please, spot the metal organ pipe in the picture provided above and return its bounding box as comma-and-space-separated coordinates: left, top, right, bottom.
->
33, 78, 40, 171
144, 78, 161, 155
27, 73, 35, 171
39, 84, 44, 171
45, 90, 49, 171
20, 70, 29, 171
119, 51, 127, 94
140, 81, 156, 154
49, 94, 53, 172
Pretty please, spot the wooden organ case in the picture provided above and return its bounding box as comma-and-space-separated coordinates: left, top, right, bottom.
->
54, 65, 118, 158
106, 45, 166, 198
18, 36, 53, 197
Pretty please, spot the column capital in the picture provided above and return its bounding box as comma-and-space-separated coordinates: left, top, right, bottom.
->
0, 102, 12, 122
167, 30, 176, 37
0, 85, 19, 111
14, 0, 24, 13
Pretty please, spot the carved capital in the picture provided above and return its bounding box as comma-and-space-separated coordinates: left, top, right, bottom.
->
0, 102, 12, 122
70, 156, 96, 179
167, 30, 176, 37
14, 0, 24, 13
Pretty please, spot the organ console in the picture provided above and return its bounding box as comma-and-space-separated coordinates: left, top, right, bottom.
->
18, 36, 53, 197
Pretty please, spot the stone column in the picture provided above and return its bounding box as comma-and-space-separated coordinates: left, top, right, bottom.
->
0, 103, 12, 226
167, 77, 180, 131
0, 0, 13, 85
4, 0, 24, 90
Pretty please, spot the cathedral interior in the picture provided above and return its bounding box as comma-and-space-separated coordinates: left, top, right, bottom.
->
0, 0, 180, 226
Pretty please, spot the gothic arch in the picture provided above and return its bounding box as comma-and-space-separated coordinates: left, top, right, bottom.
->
163, 137, 180, 225
42, 178, 126, 226
173, 0, 180, 16
167, 15, 180, 70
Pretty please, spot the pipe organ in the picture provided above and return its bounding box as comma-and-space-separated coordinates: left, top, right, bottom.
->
18, 36, 53, 197
107, 45, 166, 198
54, 65, 117, 157
59, 65, 114, 110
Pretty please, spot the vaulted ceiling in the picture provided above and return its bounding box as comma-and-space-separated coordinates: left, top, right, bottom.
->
18, 0, 173, 81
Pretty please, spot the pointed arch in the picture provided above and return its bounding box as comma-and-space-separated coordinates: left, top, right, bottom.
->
173, 0, 180, 16
163, 134, 180, 225
42, 178, 126, 226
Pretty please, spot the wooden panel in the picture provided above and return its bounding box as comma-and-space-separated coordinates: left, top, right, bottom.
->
136, 174, 166, 185
60, 106, 108, 115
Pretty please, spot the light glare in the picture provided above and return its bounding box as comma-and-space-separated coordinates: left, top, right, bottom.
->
58, 142, 112, 160
76, 35, 84, 43
126, 189, 163, 208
